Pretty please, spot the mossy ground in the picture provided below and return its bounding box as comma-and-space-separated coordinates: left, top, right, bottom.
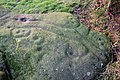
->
0, 0, 80, 13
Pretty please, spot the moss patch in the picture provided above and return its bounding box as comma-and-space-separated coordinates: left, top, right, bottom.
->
0, 0, 80, 13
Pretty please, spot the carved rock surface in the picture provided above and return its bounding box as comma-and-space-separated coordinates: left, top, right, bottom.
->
0, 8, 110, 80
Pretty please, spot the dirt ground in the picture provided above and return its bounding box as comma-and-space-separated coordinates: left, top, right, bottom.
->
73, 0, 120, 79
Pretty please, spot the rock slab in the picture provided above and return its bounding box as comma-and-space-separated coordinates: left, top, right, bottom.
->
0, 8, 111, 80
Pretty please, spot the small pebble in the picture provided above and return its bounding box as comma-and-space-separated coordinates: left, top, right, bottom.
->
55, 68, 58, 71
101, 63, 103, 67
87, 72, 91, 76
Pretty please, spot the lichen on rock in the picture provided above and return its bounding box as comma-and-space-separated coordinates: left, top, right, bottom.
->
0, 8, 111, 80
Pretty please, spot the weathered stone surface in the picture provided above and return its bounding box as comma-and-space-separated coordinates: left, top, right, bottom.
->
0, 8, 111, 80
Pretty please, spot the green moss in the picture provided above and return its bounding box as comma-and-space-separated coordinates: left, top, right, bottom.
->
0, 0, 80, 13
95, 7, 105, 18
